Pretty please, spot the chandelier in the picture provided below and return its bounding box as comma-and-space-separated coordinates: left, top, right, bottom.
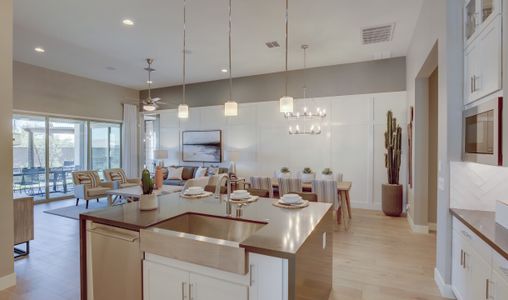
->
287, 45, 325, 135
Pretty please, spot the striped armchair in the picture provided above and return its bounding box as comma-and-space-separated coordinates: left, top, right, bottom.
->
72, 171, 114, 209
277, 178, 302, 197
103, 168, 140, 189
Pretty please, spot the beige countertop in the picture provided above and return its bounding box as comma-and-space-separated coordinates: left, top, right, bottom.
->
450, 208, 508, 260
81, 193, 333, 258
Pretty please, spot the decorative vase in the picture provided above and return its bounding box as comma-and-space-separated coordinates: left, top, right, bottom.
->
155, 166, 164, 189
139, 194, 158, 211
300, 173, 315, 183
381, 184, 403, 217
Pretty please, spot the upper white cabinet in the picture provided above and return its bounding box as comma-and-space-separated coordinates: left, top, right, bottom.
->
464, 15, 502, 105
465, 0, 501, 46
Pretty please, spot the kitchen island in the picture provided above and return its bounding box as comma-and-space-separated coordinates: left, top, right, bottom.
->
80, 193, 333, 300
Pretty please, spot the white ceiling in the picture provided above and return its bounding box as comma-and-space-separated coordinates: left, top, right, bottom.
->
14, 0, 423, 90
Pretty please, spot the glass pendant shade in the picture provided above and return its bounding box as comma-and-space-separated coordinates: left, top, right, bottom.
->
279, 96, 294, 113
224, 101, 238, 116
178, 104, 189, 119
143, 104, 156, 112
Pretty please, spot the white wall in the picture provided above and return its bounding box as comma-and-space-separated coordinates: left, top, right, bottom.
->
405, 0, 463, 293
155, 91, 407, 210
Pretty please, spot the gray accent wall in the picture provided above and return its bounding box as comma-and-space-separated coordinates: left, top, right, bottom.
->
140, 57, 406, 109
14, 61, 139, 121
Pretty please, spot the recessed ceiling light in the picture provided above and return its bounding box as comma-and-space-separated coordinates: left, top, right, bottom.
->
221, 69, 228, 73
34, 47, 45, 53
122, 19, 134, 26
146, 80, 153, 84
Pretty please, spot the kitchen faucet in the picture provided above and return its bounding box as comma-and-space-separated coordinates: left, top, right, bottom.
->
215, 173, 232, 216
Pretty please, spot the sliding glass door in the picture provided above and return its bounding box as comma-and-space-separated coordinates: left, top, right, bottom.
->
48, 118, 87, 199
90, 122, 121, 179
13, 114, 122, 201
13, 115, 47, 200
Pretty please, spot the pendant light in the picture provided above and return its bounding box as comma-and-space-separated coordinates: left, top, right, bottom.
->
279, 0, 293, 113
224, 0, 238, 116
178, 0, 189, 119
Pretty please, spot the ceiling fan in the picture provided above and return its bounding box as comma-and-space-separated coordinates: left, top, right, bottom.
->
142, 58, 165, 111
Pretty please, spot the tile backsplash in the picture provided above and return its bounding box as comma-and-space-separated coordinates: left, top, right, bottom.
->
450, 161, 508, 211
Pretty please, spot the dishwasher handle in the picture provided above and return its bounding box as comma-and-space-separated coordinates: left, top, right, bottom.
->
88, 226, 139, 242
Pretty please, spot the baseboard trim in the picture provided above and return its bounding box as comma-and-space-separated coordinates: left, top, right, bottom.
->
407, 214, 429, 234
434, 268, 456, 299
429, 222, 437, 231
0, 272, 16, 291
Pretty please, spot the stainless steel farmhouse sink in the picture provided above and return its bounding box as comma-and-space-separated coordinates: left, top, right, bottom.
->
140, 213, 267, 274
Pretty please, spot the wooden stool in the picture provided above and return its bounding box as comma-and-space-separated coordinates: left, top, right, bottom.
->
337, 181, 352, 229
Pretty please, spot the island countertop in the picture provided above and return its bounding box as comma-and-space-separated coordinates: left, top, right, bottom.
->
450, 208, 508, 260
80, 193, 333, 258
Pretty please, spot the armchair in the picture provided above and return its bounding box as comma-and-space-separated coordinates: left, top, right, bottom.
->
72, 171, 113, 209
103, 168, 141, 189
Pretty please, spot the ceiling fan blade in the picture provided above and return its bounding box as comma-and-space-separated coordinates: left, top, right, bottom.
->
152, 97, 161, 102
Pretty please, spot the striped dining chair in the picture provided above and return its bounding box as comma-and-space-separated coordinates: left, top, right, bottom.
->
248, 176, 274, 198
312, 179, 348, 228
277, 178, 302, 197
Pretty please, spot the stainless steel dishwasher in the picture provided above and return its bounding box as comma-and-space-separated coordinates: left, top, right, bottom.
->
88, 223, 142, 300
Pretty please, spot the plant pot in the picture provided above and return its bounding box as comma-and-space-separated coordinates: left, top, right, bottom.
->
278, 172, 291, 179
320, 174, 334, 181
139, 194, 158, 211
300, 173, 315, 183
382, 184, 403, 217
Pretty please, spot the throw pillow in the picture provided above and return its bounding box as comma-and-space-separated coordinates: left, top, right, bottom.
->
207, 166, 219, 176
194, 167, 207, 178
168, 167, 184, 180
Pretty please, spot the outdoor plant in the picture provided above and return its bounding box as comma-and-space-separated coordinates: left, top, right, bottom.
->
302, 167, 313, 174
384, 110, 402, 185
141, 168, 154, 195
280, 167, 290, 173
322, 168, 333, 175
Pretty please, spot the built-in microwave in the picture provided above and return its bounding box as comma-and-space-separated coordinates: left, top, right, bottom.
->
463, 97, 503, 166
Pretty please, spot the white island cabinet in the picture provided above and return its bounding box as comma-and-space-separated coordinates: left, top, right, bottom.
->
143, 253, 288, 300
451, 216, 508, 300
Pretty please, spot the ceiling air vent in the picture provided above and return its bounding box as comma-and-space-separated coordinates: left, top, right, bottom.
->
265, 41, 280, 48
362, 23, 394, 45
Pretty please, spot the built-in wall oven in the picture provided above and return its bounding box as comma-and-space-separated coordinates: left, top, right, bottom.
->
463, 97, 503, 166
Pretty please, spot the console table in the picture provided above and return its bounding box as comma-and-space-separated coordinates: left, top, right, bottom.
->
14, 196, 34, 258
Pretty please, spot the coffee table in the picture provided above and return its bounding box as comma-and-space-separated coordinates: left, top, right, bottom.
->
105, 185, 183, 206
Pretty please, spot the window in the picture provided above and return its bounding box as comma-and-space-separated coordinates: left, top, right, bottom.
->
13, 114, 122, 201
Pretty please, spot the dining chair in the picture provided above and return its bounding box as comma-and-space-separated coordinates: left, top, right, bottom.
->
248, 176, 274, 198
294, 191, 318, 202
312, 179, 349, 229
247, 188, 270, 198
277, 178, 302, 197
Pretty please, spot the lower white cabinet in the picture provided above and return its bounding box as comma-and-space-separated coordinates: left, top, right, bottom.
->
143, 253, 288, 300
452, 216, 508, 300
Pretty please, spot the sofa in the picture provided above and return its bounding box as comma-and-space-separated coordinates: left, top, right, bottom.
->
162, 166, 229, 186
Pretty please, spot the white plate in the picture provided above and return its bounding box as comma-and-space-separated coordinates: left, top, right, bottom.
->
278, 199, 303, 205
230, 193, 251, 200
184, 189, 204, 195
280, 195, 302, 204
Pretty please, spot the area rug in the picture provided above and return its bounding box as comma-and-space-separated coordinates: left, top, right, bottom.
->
44, 201, 109, 220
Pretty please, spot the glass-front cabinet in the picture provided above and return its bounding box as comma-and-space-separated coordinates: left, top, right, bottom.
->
465, 0, 501, 46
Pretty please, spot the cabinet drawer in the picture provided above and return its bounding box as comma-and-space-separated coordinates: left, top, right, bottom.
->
452, 217, 493, 264
493, 251, 508, 282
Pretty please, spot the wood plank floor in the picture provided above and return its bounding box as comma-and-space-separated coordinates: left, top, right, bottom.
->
0, 200, 446, 300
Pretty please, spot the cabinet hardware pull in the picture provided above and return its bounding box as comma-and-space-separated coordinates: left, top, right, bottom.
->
460, 249, 464, 267
189, 283, 194, 300
250, 264, 255, 286
486, 279, 489, 299
471, 76, 474, 93
182, 282, 187, 300
463, 252, 467, 269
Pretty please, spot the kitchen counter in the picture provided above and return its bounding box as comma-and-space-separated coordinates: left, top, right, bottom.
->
450, 208, 508, 260
81, 193, 333, 258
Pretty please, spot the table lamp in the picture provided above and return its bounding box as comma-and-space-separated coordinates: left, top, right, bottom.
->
153, 149, 169, 167
226, 150, 240, 176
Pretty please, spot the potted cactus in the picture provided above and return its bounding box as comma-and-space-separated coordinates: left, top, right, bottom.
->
139, 168, 158, 210
278, 167, 291, 178
321, 168, 334, 181
300, 167, 315, 183
382, 111, 403, 217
